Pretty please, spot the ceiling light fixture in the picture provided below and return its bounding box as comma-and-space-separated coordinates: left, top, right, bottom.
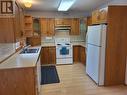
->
24, 0, 32, 8
58, 0, 76, 11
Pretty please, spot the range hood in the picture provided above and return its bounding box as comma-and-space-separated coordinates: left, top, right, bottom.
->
55, 26, 71, 30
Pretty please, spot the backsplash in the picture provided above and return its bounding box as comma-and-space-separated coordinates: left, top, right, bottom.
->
41, 36, 55, 43
41, 33, 86, 43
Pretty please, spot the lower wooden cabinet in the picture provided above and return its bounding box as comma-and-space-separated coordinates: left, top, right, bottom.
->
0, 59, 41, 95
26, 36, 41, 46
73, 45, 81, 63
41, 46, 56, 65
80, 46, 86, 64
73, 45, 86, 65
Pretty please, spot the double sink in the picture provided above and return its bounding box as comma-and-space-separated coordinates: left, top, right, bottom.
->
20, 48, 39, 54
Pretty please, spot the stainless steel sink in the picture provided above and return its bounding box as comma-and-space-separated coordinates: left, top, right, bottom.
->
20, 48, 39, 54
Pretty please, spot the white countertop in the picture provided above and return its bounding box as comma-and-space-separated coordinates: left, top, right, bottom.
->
0, 46, 41, 69
0, 43, 15, 63
41, 42, 55, 47
41, 41, 86, 47
0, 41, 85, 69
71, 41, 86, 47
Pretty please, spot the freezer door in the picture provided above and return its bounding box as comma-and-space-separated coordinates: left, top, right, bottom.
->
87, 25, 102, 46
86, 44, 100, 84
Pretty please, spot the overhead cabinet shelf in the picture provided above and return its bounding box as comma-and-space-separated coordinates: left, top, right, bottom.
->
92, 7, 108, 24
24, 15, 33, 37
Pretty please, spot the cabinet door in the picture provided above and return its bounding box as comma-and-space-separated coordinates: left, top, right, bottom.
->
15, 2, 21, 40
99, 8, 108, 23
80, 46, 86, 65
0, 18, 15, 43
41, 47, 56, 65
48, 18, 55, 36
73, 46, 80, 63
87, 16, 92, 26
55, 18, 71, 26
41, 47, 49, 65
63, 18, 71, 26
70, 18, 80, 35
41, 18, 48, 36
19, 8, 24, 37
92, 10, 100, 24
55, 19, 63, 26
48, 47, 56, 64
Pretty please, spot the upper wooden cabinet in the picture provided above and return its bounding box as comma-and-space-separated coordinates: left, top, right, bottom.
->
92, 7, 108, 24
15, 2, 24, 41
0, 18, 15, 43
55, 18, 71, 26
87, 16, 92, 26
0, 1, 24, 43
99, 8, 108, 23
70, 18, 80, 35
41, 18, 55, 36
92, 10, 100, 24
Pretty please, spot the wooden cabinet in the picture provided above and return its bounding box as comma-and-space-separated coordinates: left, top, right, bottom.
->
80, 46, 86, 65
0, 18, 15, 43
0, 66, 40, 95
104, 6, 127, 86
41, 46, 56, 65
92, 10, 100, 24
15, 3, 20, 40
24, 15, 33, 37
55, 18, 71, 26
0, 1, 24, 43
73, 45, 86, 65
26, 36, 41, 46
87, 16, 92, 26
73, 45, 80, 63
92, 7, 108, 24
41, 18, 55, 36
70, 18, 80, 35
14, 2, 24, 41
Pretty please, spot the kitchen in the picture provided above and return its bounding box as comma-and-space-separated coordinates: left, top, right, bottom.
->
0, 0, 127, 95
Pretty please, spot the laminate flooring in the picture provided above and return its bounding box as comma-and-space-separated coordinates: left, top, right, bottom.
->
41, 63, 127, 95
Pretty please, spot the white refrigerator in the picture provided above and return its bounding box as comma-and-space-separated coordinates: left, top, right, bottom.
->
86, 24, 107, 86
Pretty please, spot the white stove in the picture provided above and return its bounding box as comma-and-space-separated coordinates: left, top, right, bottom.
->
55, 38, 73, 64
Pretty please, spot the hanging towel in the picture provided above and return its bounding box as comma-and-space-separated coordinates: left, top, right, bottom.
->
60, 47, 69, 55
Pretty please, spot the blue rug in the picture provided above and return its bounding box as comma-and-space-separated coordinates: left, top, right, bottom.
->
41, 66, 60, 85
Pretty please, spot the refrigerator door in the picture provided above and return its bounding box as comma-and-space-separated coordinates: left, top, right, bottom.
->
87, 25, 102, 46
86, 44, 100, 84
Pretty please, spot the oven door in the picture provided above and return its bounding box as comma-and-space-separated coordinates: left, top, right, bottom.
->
56, 46, 72, 58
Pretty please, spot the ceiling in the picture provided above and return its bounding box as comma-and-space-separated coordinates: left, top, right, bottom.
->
20, 0, 110, 12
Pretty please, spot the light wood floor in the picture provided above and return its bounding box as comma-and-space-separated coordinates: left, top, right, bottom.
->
40, 63, 127, 95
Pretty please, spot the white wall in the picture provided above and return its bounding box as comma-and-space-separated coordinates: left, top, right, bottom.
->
98, 0, 127, 9
26, 0, 127, 18
25, 11, 90, 18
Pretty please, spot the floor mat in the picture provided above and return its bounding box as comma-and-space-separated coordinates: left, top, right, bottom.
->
41, 66, 60, 85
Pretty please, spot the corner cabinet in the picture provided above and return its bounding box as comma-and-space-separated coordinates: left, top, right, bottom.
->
41, 18, 55, 36
70, 18, 80, 35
